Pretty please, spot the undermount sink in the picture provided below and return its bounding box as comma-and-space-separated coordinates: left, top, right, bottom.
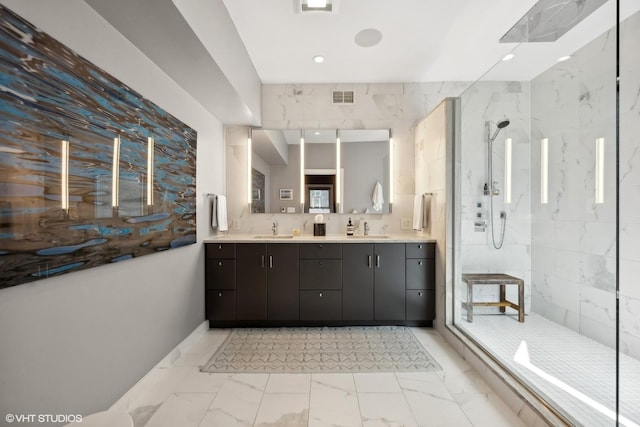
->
253, 235, 294, 239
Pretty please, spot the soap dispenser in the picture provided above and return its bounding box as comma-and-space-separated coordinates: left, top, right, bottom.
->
347, 217, 354, 236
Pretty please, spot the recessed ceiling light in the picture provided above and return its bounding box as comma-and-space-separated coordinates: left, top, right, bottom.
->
354, 28, 383, 48
557, 55, 571, 62
314, 131, 320, 135
313, 55, 325, 63
307, 0, 327, 7
502, 53, 515, 61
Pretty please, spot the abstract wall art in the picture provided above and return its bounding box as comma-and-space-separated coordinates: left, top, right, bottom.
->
0, 5, 197, 288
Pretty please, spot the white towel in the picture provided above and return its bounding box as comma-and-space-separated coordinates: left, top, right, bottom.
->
216, 195, 228, 232
423, 193, 432, 229
210, 196, 218, 229
372, 181, 384, 211
412, 194, 423, 230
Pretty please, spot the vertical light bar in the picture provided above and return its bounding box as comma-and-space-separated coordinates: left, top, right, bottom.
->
335, 129, 341, 213
541, 138, 548, 204
112, 136, 120, 208
504, 138, 512, 204
595, 137, 604, 204
389, 129, 394, 206
247, 129, 252, 205
146, 137, 154, 206
300, 130, 305, 206
61, 140, 69, 211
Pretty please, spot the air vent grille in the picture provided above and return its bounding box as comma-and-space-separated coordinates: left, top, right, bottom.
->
332, 90, 354, 104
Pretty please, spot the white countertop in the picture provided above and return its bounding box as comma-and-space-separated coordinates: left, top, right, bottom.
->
203, 233, 436, 243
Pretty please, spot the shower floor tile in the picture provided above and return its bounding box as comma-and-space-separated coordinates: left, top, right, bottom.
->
459, 312, 640, 426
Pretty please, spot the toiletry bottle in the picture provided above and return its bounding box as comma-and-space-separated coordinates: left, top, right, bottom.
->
347, 217, 354, 236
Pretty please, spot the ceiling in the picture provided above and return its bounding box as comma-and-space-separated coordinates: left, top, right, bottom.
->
222, 0, 634, 83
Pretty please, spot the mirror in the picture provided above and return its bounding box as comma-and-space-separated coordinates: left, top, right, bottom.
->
245, 128, 391, 215
340, 129, 390, 214
250, 129, 300, 214
304, 129, 337, 213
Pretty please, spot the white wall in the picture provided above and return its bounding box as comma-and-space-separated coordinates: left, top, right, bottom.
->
0, 0, 224, 421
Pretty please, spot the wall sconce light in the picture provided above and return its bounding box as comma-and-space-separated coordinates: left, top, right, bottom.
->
247, 129, 252, 206
112, 135, 120, 208
389, 129, 394, 212
595, 137, 604, 204
540, 138, 548, 204
504, 138, 512, 204
61, 140, 69, 211
300, 130, 305, 208
335, 129, 341, 213
147, 137, 154, 206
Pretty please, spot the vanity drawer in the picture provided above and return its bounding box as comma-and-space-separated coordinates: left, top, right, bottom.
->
206, 290, 236, 321
405, 259, 435, 290
406, 242, 435, 259
406, 289, 435, 321
299, 243, 342, 259
205, 259, 236, 290
300, 290, 342, 321
300, 259, 342, 290
206, 243, 235, 259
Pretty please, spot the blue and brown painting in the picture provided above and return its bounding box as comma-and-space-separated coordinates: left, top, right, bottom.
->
0, 5, 197, 288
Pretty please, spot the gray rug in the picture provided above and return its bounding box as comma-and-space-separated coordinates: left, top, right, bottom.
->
201, 326, 442, 373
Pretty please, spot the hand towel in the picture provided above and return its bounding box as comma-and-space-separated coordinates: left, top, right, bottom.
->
412, 194, 423, 230
423, 193, 432, 229
210, 195, 218, 229
372, 181, 384, 211
216, 195, 228, 232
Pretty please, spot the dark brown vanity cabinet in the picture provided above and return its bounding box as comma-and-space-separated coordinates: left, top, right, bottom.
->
342, 243, 374, 321
405, 242, 436, 321
300, 243, 342, 321
205, 243, 236, 322
373, 243, 406, 321
236, 243, 267, 321
267, 243, 300, 321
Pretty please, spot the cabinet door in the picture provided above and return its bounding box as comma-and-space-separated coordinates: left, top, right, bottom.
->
300, 290, 342, 321
267, 243, 300, 320
342, 243, 374, 321
406, 290, 435, 321
236, 243, 267, 321
206, 290, 235, 322
374, 243, 406, 321
405, 259, 435, 290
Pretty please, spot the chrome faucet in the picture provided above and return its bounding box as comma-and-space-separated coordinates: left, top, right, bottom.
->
272, 221, 278, 235
364, 222, 370, 236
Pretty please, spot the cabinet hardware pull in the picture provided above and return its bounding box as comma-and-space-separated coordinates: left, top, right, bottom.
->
418, 244, 422, 249
261, 255, 265, 268
376, 255, 380, 268
418, 292, 422, 296
367, 255, 372, 268
319, 261, 324, 266
218, 261, 223, 266
269, 255, 273, 268
218, 292, 222, 297
218, 245, 222, 250
319, 244, 323, 248
418, 261, 423, 265
319, 292, 323, 297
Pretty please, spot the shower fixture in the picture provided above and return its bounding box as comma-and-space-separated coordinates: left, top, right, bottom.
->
484, 119, 510, 250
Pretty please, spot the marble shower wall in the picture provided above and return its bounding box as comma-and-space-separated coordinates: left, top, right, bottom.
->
457, 81, 532, 318
225, 83, 469, 236
531, 10, 640, 358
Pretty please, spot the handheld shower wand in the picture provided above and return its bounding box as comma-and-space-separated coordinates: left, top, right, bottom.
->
485, 119, 510, 249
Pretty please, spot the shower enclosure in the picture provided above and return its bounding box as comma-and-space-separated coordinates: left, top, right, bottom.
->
452, 0, 639, 425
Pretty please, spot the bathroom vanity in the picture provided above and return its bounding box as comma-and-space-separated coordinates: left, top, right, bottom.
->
204, 236, 436, 327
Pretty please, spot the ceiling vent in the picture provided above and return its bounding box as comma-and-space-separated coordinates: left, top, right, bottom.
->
332, 90, 354, 104
293, 0, 339, 14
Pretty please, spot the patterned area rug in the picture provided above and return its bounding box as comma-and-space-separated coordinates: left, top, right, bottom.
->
201, 326, 441, 373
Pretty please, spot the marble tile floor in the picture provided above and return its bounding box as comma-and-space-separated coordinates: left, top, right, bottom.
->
460, 312, 640, 427
110, 327, 531, 427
